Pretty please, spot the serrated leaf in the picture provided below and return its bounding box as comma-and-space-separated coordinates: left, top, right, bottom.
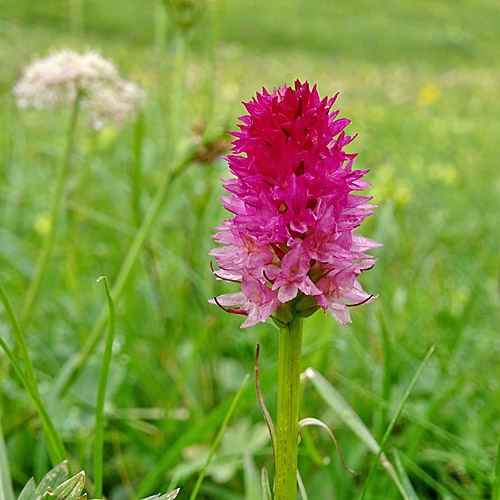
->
17, 477, 36, 500
42, 471, 85, 500
141, 489, 180, 500
260, 468, 272, 500
36, 462, 68, 497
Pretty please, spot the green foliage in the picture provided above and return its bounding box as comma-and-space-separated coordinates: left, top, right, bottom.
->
1, 0, 500, 499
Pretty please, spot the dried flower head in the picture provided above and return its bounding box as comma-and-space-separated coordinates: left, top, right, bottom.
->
13, 49, 144, 129
210, 80, 380, 328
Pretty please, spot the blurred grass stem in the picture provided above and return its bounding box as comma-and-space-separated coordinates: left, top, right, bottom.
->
94, 277, 116, 499
69, 0, 85, 36
20, 93, 82, 328
275, 316, 303, 500
171, 32, 187, 156
0, 283, 67, 466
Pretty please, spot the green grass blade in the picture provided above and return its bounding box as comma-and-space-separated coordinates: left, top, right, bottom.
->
359, 345, 435, 500
0, 420, 15, 500
392, 450, 420, 500
493, 437, 500, 500
188, 373, 250, 500
94, 276, 116, 499
398, 452, 457, 499
0, 282, 67, 466
0, 334, 66, 466
0, 281, 38, 393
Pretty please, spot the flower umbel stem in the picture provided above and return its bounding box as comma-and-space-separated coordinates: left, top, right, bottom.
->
275, 315, 303, 500
21, 92, 82, 328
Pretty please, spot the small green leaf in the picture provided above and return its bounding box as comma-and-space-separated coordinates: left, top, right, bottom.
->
260, 468, 272, 500
42, 471, 85, 500
17, 478, 36, 500
36, 462, 69, 497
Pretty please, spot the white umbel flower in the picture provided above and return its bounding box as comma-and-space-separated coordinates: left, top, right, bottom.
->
14, 49, 144, 129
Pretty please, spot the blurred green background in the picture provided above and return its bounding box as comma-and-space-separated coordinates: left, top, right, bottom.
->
1, 0, 499, 499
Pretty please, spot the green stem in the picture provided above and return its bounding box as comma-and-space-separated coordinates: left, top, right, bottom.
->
132, 112, 145, 227
93, 277, 116, 499
21, 93, 81, 328
0, 282, 38, 393
0, 334, 67, 466
275, 315, 303, 500
0, 281, 67, 466
69, 0, 85, 36
154, 0, 168, 61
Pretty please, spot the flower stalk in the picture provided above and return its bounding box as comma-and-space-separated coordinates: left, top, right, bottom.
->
275, 315, 303, 500
21, 91, 82, 328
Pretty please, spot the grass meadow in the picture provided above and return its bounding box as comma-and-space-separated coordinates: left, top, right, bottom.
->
1, 0, 500, 499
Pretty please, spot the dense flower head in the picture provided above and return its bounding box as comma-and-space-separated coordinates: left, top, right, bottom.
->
13, 49, 144, 129
210, 80, 380, 328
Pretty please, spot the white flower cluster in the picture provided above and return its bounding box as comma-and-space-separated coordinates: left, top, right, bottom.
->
14, 50, 145, 129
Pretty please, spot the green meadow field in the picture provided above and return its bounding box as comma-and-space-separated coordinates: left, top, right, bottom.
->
1, 0, 499, 499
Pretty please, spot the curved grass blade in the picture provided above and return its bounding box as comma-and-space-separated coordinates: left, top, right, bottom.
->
298, 418, 355, 475
359, 345, 435, 500
93, 276, 116, 499
304, 367, 408, 499
187, 373, 250, 500
0, 420, 15, 500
